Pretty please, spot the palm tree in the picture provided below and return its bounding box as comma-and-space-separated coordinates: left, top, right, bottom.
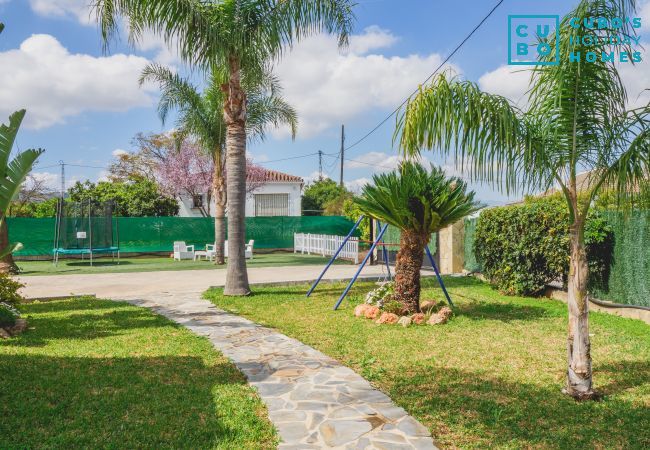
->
140, 64, 297, 265
94, 0, 355, 295
397, 0, 649, 399
0, 110, 44, 272
355, 162, 481, 313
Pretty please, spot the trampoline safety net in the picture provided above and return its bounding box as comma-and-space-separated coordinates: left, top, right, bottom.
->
55, 200, 119, 254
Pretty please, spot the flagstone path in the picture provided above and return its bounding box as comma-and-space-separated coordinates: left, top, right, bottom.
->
120, 292, 438, 449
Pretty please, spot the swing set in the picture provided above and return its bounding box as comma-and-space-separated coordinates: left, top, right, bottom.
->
306, 215, 454, 310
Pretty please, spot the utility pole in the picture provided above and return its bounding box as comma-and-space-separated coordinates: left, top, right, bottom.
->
339, 124, 345, 187
318, 150, 323, 180
59, 160, 65, 199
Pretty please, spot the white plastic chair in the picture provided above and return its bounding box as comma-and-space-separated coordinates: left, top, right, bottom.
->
204, 242, 217, 260
173, 241, 195, 261
223, 240, 254, 259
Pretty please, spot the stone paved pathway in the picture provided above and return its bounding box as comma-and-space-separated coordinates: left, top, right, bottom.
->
120, 292, 438, 449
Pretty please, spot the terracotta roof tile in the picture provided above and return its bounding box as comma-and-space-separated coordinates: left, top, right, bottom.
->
253, 168, 303, 183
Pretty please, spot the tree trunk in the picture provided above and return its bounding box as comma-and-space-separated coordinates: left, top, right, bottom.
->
0, 220, 18, 274
213, 169, 226, 265
222, 56, 250, 295
394, 230, 428, 314
565, 220, 597, 400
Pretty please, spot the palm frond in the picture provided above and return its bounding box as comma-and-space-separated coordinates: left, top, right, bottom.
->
92, 0, 224, 68
354, 162, 482, 236
0, 110, 26, 170
397, 74, 541, 194
0, 148, 44, 215
247, 94, 298, 142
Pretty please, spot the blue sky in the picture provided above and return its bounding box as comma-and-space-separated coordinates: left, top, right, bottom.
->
1, 0, 649, 205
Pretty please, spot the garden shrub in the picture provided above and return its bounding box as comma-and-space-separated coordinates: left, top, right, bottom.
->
364, 281, 394, 308
0, 273, 24, 306
0, 302, 20, 327
474, 195, 612, 296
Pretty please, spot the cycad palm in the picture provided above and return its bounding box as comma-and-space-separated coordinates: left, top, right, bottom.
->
355, 162, 481, 313
95, 0, 355, 295
140, 64, 297, 265
398, 0, 649, 399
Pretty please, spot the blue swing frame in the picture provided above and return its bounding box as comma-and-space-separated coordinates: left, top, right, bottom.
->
305, 217, 454, 310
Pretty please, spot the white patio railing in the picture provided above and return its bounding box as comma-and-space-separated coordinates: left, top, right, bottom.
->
294, 233, 359, 264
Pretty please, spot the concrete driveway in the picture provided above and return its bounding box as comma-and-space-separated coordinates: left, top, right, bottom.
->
17, 264, 403, 300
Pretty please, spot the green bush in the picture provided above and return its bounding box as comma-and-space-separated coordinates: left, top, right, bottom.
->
0, 301, 19, 327
341, 197, 370, 242
474, 195, 612, 296
0, 273, 24, 306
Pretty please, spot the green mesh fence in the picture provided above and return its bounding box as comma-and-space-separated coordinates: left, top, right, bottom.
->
9, 216, 357, 256
382, 224, 437, 253
376, 223, 437, 268
463, 218, 481, 273
591, 211, 650, 307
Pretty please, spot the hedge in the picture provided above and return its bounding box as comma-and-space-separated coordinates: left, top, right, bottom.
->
472, 196, 612, 296
463, 218, 481, 273
591, 211, 650, 307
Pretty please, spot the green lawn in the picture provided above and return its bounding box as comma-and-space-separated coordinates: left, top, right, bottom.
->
0, 297, 277, 449
206, 277, 650, 449
17, 252, 347, 276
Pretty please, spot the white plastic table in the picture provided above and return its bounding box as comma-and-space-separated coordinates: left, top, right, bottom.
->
194, 250, 213, 262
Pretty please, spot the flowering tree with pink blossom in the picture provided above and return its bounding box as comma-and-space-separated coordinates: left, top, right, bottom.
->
141, 64, 296, 265
155, 136, 269, 216
157, 140, 214, 216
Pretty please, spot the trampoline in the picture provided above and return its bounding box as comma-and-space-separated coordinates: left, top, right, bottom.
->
53, 199, 120, 266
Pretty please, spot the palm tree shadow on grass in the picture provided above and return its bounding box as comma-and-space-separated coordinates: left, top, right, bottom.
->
389, 362, 650, 448
0, 298, 274, 448
451, 298, 552, 322
0, 354, 259, 448
7, 300, 171, 347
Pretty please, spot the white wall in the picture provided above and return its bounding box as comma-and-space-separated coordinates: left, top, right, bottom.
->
177, 181, 303, 217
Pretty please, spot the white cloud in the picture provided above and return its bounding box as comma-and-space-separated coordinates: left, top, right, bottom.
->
274, 26, 461, 138
26, 171, 59, 191
346, 151, 434, 174
28, 0, 93, 25
0, 34, 155, 129
619, 41, 650, 108
347, 26, 398, 55
478, 65, 531, 108
112, 149, 128, 158
478, 54, 650, 110
97, 170, 110, 182
346, 151, 401, 171
641, 1, 650, 32
303, 171, 327, 185
26, 1, 182, 65
345, 177, 371, 193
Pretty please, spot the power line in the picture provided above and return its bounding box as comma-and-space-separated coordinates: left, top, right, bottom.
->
344, 0, 505, 153
256, 152, 320, 165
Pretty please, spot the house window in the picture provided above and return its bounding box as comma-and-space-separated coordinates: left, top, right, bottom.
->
255, 193, 289, 216
192, 194, 204, 209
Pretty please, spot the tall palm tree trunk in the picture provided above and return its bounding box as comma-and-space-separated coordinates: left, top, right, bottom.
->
394, 230, 428, 313
0, 220, 18, 274
565, 220, 595, 399
223, 57, 250, 295
213, 161, 227, 265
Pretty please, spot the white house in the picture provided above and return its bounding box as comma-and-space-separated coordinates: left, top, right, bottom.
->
177, 168, 304, 217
